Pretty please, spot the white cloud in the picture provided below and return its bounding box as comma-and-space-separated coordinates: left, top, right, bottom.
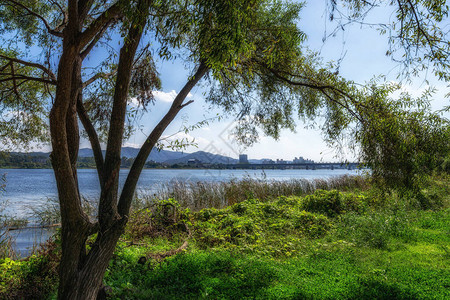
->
128, 97, 140, 107
123, 142, 141, 148
153, 90, 193, 103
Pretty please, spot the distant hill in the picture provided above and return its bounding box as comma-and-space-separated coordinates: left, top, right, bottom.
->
78, 147, 188, 163
164, 151, 238, 165
8, 147, 237, 164
9, 151, 50, 157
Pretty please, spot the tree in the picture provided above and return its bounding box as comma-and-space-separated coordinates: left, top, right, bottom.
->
0, 0, 315, 298
0, 0, 449, 299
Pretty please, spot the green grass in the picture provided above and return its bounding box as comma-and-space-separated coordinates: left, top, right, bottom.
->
1, 175, 449, 299
104, 245, 450, 299
102, 184, 450, 299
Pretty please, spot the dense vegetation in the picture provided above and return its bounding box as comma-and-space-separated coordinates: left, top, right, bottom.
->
0, 0, 449, 297
1, 175, 449, 299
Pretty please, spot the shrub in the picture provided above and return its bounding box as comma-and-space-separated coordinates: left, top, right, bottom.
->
300, 190, 366, 217
194, 197, 331, 255
0, 240, 59, 299
126, 198, 190, 240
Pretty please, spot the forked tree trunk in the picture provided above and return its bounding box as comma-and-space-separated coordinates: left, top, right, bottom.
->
48, 1, 208, 297
51, 2, 152, 299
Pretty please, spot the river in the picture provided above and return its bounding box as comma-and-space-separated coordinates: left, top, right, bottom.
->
0, 168, 362, 256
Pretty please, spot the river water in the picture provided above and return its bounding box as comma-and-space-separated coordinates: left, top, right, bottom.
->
0, 168, 362, 256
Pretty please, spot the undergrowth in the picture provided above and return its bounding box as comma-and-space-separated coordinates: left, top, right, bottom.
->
1, 175, 449, 299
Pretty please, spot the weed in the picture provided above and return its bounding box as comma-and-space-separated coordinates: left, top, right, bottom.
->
142, 175, 370, 211
126, 198, 191, 241
300, 189, 366, 217
0, 239, 59, 299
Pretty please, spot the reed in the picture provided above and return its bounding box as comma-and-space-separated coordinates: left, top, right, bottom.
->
139, 175, 370, 211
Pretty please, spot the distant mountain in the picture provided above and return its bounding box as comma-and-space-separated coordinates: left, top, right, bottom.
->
78, 147, 188, 163
6, 147, 239, 165
9, 151, 50, 157
164, 151, 238, 165
9, 147, 189, 163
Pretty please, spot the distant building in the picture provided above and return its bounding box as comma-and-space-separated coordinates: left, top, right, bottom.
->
262, 159, 275, 164
293, 156, 314, 164
293, 157, 305, 163
276, 159, 287, 164
239, 154, 249, 164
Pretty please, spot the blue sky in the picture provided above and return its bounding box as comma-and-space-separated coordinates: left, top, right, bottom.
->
3, 1, 448, 162
114, 1, 449, 163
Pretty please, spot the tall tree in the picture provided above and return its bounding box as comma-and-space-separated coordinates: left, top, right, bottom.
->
0, 0, 312, 298
0, 0, 449, 298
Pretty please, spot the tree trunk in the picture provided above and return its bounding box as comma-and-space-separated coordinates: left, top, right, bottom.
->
57, 226, 124, 299
54, 1, 151, 298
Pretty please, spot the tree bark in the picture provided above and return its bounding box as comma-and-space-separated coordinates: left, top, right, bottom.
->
54, 1, 151, 298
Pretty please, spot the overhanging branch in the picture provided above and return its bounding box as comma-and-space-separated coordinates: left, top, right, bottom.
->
0, 75, 56, 85
0, 54, 57, 81
2, 0, 63, 37
79, 1, 123, 49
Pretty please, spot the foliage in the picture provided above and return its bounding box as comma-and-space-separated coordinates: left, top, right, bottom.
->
194, 196, 332, 256
100, 177, 449, 299
335, 0, 450, 80
354, 83, 450, 191
148, 174, 370, 210
0, 240, 59, 299
126, 198, 191, 241
300, 189, 366, 217
1, 0, 449, 297
1, 177, 449, 298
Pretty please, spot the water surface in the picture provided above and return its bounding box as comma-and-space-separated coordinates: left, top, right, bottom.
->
0, 168, 362, 218
0, 168, 362, 256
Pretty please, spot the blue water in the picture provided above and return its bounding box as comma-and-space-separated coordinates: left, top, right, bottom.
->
0, 168, 363, 256
0, 168, 363, 218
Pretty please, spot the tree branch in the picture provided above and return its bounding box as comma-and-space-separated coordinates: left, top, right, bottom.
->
118, 62, 209, 217
99, 0, 149, 230
79, 1, 123, 49
2, 0, 63, 37
76, 96, 105, 187
67, 0, 79, 32
0, 75, 56, 85
82, 70, 117, 88
179, 99, 194, 109
405, 0, 438, 58
78, 0, 95, 22
265, 66, 365, 123
80, 18, 114, 60
49, 0, 67, 32
0, 54, 57, 81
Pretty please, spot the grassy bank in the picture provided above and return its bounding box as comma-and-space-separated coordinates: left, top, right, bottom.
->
1, 175, 449, 299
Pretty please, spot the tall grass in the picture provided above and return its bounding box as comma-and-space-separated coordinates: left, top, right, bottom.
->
140, 175, 370, 211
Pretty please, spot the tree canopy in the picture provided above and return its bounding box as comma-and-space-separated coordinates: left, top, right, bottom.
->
0, 0, 449, 298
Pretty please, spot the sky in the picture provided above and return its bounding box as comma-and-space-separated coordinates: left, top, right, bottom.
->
116, 0, 449, 163
39, 1, 450, 162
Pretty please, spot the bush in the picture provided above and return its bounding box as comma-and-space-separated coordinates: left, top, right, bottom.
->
300, 190, 366, 217
0, 240, 59, 299
194, 197, 331, 256
126, 198, 191, 241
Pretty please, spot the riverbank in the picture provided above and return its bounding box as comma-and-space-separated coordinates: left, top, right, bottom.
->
1, 174, 449, 299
